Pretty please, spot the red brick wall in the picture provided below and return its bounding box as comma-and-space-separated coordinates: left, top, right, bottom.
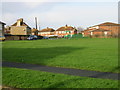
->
93, 31, 104, 35
99, 25, 119, 35
83, 25, 119, 37
83, 31, 91, 37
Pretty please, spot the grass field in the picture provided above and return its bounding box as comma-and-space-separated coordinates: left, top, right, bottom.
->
2, 38, 118, 73
2, 67, 118, 88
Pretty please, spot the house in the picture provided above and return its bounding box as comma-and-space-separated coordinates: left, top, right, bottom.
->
10, 18, 31, 35
54, 25, 77, 37
4, 26, 11, 34
81, 29, 91, 37
4, 18, 32, 40
31, 28, 38, 35
38, 27, 55, 37
82, 22, 120, 38
88, 29, 111, 38
0, 21, 6, 36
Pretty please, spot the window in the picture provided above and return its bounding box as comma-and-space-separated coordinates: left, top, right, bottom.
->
104, 31, 108, 35
91, 32, 93, 35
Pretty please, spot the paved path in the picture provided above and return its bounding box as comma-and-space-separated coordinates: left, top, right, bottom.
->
2, 61, 119, 80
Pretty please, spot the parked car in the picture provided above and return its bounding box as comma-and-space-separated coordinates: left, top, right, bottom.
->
27, 35, 38, 40
43, 36, 49, 39
0, 36, 5, 41
37, 36, 43, 39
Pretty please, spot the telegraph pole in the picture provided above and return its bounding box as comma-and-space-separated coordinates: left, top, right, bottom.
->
39, 26, 40, 31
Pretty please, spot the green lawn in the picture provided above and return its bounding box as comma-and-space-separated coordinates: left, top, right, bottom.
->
2, 67, 118, 88
2, 38, 118, 73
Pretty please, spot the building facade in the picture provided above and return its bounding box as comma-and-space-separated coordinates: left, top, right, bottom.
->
31, 28, 38, 35
0, 21, 6, 36
54, 25, 77, 37
10, 18, 31, 35
38, 27, 55, 37
4, 26, 11, 34
82, 22, 120, 38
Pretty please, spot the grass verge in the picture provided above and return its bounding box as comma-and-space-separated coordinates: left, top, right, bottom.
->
2, 67, 118, 88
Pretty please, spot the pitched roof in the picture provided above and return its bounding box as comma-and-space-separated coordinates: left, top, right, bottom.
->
39, 27, 55, 32
11, 18, 31, 29
82, 28, 93, 32
31, 28, 38, 32
87, 22, 120, 29
12, 22, 30, 27
88, 29, 110, 32
56, 25, 75, 31
98, 22, 120, 26
0, 21, 6, 25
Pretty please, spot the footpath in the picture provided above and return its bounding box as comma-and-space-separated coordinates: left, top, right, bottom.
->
2, 61, 119, 80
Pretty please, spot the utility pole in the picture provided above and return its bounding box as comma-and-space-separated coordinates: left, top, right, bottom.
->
118, 1, 120, 38
35, 17, 38, 29
39, 26, 40, 31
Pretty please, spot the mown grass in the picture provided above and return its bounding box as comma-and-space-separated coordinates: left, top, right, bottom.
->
2, 67, 118, 88
2, 38, 118, 73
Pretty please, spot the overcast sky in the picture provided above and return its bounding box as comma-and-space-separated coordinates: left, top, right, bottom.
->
1, 0, 119, 30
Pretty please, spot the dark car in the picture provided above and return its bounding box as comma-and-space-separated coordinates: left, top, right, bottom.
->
43, 36, 49, 39
37, 36, 43, 39
27, 35, 38, 40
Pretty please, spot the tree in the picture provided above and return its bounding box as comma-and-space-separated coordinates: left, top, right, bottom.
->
76, 26, 84, 34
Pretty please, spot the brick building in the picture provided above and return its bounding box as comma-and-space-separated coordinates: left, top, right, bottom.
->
82, 22, 120, 38
31, 28, 38, 36
38, 27, 55, 37
10, 18, 31, 35
54, 25, 77, 37
4, 26, 11, 34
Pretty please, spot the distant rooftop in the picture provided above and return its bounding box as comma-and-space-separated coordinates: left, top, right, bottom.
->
98, 22, 120, 26
39, 27, 55, 32
56, 25, 75, 31
0, 21, 6, 25
88, 29, 111, 32
11, 18, 31, 29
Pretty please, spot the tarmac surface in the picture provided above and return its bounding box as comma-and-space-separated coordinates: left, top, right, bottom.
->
2, 61, 119, 80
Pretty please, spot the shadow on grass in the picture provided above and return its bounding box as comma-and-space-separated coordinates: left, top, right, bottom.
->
47, 78, 83, 88
47, 78, 118, 88
111, 66, 120, 72
2, 47, 84, 65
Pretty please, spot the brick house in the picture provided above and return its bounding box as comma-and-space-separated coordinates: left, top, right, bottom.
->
0, 21, 6, 36
31, 28, 38, 36
54, 25, 77, 37
38, 27, 55, 37
10, 18, 31, 35
82, 22, 120, 38
88, 29, 111, 38
4, 26, 11, 34
81, 29, 91, 37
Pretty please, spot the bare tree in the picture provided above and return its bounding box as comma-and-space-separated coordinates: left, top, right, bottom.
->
76, 26, 84, 34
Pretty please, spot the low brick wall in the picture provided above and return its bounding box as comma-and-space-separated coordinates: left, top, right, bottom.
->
5, 35, 29, 40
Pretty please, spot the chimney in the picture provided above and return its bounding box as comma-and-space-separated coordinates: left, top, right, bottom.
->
65, 24, 68, 27
17, 18, 23, 26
